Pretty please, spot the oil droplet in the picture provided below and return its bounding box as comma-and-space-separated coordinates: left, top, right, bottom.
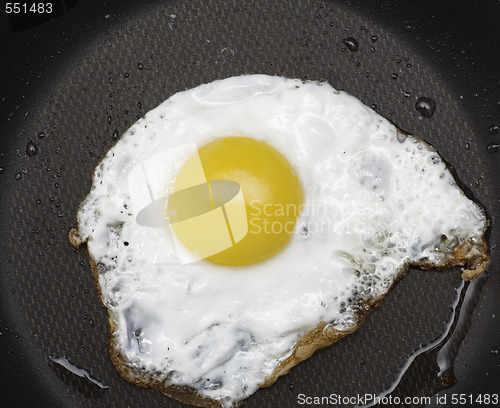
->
370, 35, 379, 42
138, 63, 144, 70
342, 37, 359, 52
107, 115, 112, 124
370, 46, 375, 53
403, 91, 411, 98
415, 96, 437, 118
0, 165, 5, 174
486, 142, 500, 153
488, 124, 498, 135
370, 103, 377, 110
26, 140, 38, 156
391, 73, 398, 80
112, 130, 119, 141
124, 72, 129, 78
37, 131, 46, 139
49, 356, 109, 389
15, 172, 22, 180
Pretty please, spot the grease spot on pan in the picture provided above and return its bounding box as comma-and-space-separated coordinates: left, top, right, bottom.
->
49, 356, 109, 395
357, 273, 487, 407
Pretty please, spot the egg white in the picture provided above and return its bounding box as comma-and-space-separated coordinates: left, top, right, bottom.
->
74, 75, 488, 407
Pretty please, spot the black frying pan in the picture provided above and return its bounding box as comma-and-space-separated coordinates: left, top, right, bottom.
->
1, 1, 499, 407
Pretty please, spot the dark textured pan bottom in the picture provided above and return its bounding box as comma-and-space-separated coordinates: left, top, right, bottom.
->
0, 1, 499, 407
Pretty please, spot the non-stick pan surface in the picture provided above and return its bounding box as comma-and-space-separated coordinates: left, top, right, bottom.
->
1, 1, 499, 407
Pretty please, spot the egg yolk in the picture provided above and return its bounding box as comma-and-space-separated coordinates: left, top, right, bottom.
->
169, 136, 303, 266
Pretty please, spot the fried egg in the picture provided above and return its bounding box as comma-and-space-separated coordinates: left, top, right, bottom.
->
71, 75, 489, 408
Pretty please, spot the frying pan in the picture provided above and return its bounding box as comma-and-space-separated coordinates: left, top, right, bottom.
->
1, 0, 499, 407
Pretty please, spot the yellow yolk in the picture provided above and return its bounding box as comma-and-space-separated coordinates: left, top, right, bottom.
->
169, 137, 303, 266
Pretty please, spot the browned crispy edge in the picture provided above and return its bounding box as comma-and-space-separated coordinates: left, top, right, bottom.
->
415, 237, 490, 281
69, 226, 489, 407
262, 238, 489, 387
70, 228, 231, 408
